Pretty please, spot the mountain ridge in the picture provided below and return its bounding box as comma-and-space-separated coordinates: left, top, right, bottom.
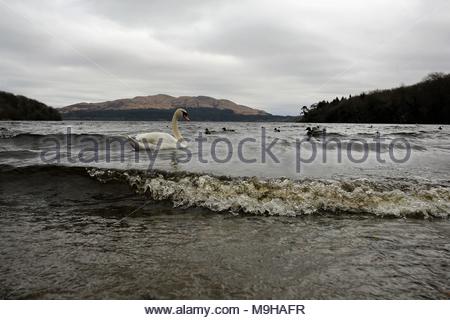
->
61, 94, 269, 116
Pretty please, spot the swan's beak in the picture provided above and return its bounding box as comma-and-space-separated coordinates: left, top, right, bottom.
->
183, 114, 190, 121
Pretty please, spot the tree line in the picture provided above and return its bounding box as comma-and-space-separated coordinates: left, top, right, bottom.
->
0, 91, 61, 120
300, 73, 450, 124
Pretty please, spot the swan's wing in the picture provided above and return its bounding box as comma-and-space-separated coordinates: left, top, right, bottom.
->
133, 132, 179, 149
135, 132, 177, 144
127, 135, 145, 150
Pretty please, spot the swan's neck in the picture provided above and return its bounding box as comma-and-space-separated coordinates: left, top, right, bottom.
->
171, 112, 183, 141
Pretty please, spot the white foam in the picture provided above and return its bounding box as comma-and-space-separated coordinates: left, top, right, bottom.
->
87, 168, 450, 218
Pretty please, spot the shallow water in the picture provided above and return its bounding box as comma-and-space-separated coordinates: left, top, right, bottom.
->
0, 121, 449, 299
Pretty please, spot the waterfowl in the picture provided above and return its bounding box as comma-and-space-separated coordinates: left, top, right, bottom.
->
127, 108, 190, 150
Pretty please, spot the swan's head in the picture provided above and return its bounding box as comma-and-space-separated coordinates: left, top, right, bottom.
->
176, 108, 190, 121
306, 127, 311, 131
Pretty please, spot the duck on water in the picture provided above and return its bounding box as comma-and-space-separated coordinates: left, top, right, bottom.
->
306, 126, 326, 137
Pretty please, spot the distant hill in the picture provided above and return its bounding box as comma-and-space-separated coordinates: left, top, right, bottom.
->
60, 94, 291, 121
300, 73, 450, 124
0, 91, 61, 121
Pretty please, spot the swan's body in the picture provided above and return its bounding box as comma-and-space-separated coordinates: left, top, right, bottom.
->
128, 108, 189, 150
129, 132, 182, 150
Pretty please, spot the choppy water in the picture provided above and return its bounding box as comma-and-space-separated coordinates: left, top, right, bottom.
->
0, 121, 449, 299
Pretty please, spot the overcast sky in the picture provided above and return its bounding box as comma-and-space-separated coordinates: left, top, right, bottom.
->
1, 0, 449, 115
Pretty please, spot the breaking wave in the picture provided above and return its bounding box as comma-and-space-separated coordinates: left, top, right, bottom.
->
1, 164, 448, 219
85, 167, 449, 219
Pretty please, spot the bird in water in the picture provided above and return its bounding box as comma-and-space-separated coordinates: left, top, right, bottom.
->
127, 108, 190, 150
273, 127, 281, 132
205, 128, 216, 135
222, 127, 235, 132
305, 126, 323, 137
438, 126, 443, 130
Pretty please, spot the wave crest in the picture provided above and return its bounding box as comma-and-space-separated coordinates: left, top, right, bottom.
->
87, 168, 449, 218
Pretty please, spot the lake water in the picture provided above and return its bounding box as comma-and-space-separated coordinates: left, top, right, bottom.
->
0, 121, 449, 298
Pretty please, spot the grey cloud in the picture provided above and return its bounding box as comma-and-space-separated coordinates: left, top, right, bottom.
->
1, 0, 449, 115
87, 0, 223, 27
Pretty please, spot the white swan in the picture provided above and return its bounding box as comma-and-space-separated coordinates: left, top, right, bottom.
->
128, 108, 190, 150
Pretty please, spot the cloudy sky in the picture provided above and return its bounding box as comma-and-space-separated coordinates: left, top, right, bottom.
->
1, 0, 449, 115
